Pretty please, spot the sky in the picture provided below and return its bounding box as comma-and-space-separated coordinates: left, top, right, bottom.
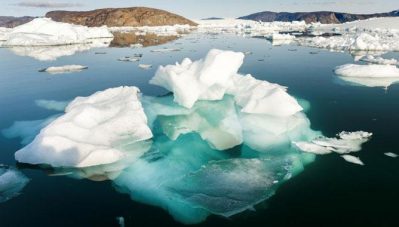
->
2, 0, 399, 19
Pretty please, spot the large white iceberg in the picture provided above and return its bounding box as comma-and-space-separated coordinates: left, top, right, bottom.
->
2, 18, 113, 46
0, 166, 29, 203
150, 49, 303, 116
15, 87, 153, 167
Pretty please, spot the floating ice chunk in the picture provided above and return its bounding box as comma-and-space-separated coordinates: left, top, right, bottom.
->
138, 64, 152, 69
341, 155, 364, 165
384, 152, 398, 158
266, 33, 295, 42
39, 65, 88, 74
35, 99, 69, 111
118, 57, 140, 62
2, 18, 113, 46
15, 87, 153, 167
335, 64, 399, 78
294, 131, 372, 155
150, 49, 244, 108
0, 166, 29, 203
359, 55, 398, 65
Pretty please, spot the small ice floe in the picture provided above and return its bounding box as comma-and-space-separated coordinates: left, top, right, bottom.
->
133, 53, 143, 58
95, 52, 107, 55
0, 166, 29, 203
293, 131, 372, 155
335, 64, 399, 78
244, 51, 252, 55
38, 65, 88, 74
138, 64, 152, 69
118, 57, 140, 62
151, 48, 180, 53
309, 51, 319, 54
341, 155, 364, 165
384, 152, 398, 158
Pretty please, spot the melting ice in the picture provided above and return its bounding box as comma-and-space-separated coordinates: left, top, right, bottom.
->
11, 49, 371, 224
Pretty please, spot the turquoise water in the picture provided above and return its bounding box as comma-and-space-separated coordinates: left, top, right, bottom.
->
0, 33, 398, 226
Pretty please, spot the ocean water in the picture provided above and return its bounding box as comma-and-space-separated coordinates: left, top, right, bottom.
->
0, 33, 398, 226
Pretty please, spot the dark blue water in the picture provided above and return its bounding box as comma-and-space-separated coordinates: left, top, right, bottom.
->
0, 34, 398, 226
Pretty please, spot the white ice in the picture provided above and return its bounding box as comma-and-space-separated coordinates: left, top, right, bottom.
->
341, 155, 364, 165
335, 64, 399, 78
384, 152, 398, 158
0, 166, 29, 203
2, 18, 113, 46
39, 65, 88, 74
294, 131, 372, 155
15, 87, 153, 167
359, 55, 398, 65
150, 49, 303, 117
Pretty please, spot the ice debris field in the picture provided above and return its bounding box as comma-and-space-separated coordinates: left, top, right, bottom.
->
4, 49, 372, 224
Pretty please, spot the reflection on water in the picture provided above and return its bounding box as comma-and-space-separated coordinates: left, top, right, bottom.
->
6, 38, 113, 61
110, 32, 180, 47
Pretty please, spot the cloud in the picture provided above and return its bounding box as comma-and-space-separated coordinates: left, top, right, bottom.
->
15, 1, 84, 8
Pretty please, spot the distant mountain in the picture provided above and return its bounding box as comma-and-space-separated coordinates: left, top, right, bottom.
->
46, 7, 197, 27
0, 16, 35, 28
239, 10, 399, 24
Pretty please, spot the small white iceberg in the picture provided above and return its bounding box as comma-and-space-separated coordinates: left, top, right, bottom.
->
294, 131, 372, 155
39, 65, 88, 74
384, 152, 398, 158
341, 155, 364, 165
359, 55, 398, 65
335, 64, 399, 78
0, 166, 29, 203
138, 64, 152, 69
151, 48, 181, 53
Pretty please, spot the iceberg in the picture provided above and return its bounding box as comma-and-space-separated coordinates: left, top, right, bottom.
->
15, 87, 153, 167
2, 18, 113, 47
0, 166, 29, 203
359, 55, 398, 65
39, 65, 88, 74
335, 64, 399, 78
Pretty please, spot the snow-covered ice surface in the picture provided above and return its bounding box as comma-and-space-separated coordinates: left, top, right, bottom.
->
384, 152, 398, 158
11, 49, 372, 224
1, 18, 113, 47
335, 64, 399, 78
39, 65, 88, 74
15, 87, 153, 167
359, 55, 398, 65
109, 24, 193, 37
0, 166, 29, 203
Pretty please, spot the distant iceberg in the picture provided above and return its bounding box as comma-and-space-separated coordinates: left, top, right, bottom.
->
1, 18, 113, 47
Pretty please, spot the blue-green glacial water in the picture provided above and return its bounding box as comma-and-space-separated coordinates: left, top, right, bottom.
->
0, 33, 399, 226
